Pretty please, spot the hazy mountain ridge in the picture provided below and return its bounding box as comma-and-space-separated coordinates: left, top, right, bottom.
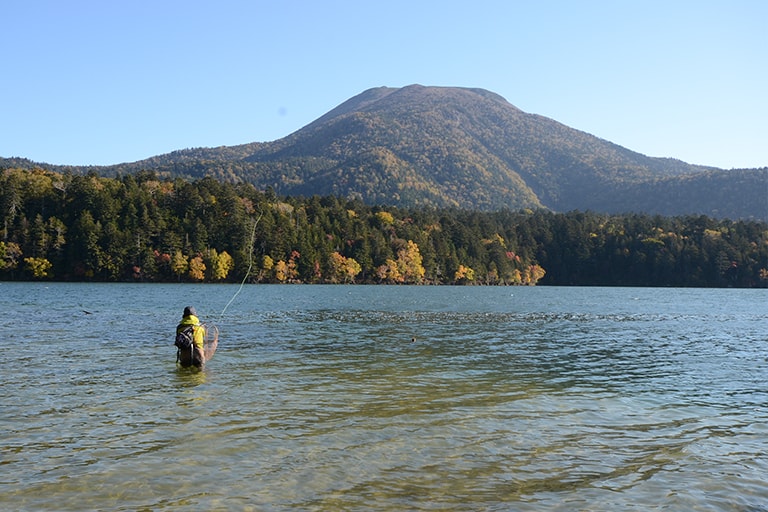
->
2, 85, 765, 219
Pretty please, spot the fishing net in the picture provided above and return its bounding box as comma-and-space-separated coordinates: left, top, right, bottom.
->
202, 323, 219, 361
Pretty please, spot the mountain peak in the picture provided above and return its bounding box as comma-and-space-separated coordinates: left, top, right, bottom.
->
2, 85, 764, 219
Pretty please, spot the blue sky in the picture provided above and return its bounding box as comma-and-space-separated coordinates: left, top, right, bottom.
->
2, 0, 766, 169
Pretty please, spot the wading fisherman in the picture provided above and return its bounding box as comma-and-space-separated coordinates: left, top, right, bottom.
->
175, 306, 207, 369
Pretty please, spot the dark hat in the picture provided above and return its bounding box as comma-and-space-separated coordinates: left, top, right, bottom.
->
183, 306, 197, 317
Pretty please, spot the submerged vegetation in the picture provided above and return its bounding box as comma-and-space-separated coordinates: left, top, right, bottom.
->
1, 168, 767, 287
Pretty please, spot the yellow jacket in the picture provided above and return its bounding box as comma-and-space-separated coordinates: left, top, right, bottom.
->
177, 314, 206, 349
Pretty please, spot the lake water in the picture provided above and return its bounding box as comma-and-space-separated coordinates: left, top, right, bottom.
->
1, 283, 767, 511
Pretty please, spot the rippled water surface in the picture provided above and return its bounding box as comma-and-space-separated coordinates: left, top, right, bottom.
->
2, 283, 767, 511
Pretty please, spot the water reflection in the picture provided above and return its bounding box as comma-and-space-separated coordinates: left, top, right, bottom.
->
173, 366, 208, 386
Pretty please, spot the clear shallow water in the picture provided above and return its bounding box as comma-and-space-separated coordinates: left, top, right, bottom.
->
1, 283, 767, 511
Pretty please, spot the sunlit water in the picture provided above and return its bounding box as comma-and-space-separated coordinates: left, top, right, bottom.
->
1, 283, 767, 511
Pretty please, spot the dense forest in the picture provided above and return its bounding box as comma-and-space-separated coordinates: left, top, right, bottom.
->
1, 168, 767, 287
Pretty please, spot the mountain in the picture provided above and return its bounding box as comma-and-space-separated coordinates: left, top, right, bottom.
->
2, 85, 766, 219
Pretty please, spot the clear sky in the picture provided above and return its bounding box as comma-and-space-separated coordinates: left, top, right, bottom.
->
2, 0, 766, 169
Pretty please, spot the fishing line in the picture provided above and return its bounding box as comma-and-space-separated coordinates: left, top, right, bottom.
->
179, 212, 260, 367
218, 211, 262, 322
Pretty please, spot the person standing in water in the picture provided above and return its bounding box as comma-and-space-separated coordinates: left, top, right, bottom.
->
175, 306, 213, 369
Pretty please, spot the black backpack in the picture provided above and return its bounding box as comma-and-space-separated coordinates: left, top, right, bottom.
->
175, 325, 195, 351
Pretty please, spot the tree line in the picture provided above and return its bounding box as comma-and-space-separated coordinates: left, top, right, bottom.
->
1, 168, 766, 287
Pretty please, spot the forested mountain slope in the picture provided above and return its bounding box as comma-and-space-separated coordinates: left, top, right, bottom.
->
2, 85, 765, 220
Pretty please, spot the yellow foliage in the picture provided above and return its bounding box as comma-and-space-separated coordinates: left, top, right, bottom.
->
274, 260, 288, 282
375, 211, 395, 226
377, 258, 402, 283
328, 251, 361, 283
397, 240, 425, 283
208, 249, 234, 280
454, 264, 475, 282
24, 257, 52, 278
188, 255, 206, 281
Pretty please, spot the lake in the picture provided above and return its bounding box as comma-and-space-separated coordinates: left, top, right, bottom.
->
1, 283, 767, 511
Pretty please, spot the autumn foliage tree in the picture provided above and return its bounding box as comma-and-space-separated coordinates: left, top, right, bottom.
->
328, 251, 362, 283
